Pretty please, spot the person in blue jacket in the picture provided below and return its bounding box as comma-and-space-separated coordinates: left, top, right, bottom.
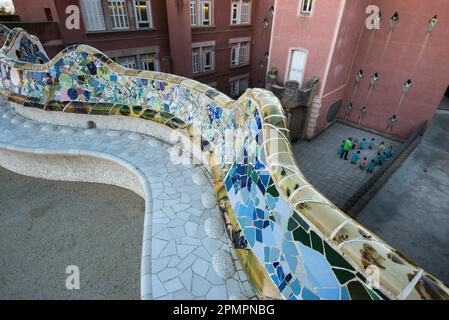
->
359, 138, 368, 150
367, 160, 376, 173
368, 138, 376, 150
386, 146, 394, 159
351, 150, 361, 164
376, 152, 384, 166
337, 140, 345, 157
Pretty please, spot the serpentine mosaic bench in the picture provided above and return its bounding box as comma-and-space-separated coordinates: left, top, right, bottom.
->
0, 24, 448, 300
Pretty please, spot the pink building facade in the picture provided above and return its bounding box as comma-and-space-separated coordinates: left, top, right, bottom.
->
268, 0, 449, 140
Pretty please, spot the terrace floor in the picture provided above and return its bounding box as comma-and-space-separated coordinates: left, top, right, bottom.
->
292, 122, 401, 210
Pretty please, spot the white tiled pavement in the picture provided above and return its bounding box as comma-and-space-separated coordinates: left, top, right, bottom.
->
0, 100, 256, 300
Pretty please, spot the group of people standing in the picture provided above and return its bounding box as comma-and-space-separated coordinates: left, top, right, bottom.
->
338, 137, 394, 173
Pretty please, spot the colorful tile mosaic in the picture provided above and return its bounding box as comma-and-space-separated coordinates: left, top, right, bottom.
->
0, 26, 48, 64
0, 25, 448, 300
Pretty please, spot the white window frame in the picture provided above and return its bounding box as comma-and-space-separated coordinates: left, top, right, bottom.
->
231, 45, 238, 66
133, 1, 153, 29
201, 0, 211, 26
190, 0, 197, 26
230, 0, 251, 25
140, 53, 159, 71
118, 56, 137, 69
287, 49, 307, 87
240, 1, 250, 23
202, 46, 214, 72
230, 42, 250, 67
229, 74, 249, 97
108, 0, 130, 30
192, 42, 215, 74
299, 0, 314, 16
80, 0, 106, 32
231, 2, 239, 24
192, 48, 200, 74
190, 0, 213, 27
230, 38, 251, 67
230, 80, 240, 97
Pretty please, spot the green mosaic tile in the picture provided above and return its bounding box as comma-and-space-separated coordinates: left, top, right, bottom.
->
356, 272, 366, 283
367, 288, 381, 300
287, 217, 299, 232
267, 184, 280, 198
292, 212, 309, 231
373, 288, 390, 300
347, 281, 372, 300
251, 171, 259, 183
323, 242, 355, 271
310, 230, 324, 254
292, 227, 310, 247
333, 268, 356, 285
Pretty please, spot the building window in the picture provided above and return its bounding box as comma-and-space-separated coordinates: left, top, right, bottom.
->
190, 0, 197, 26
300, 0, 313, 16
288, 50, 307, 87
141, 53, 159, 71
231, 0, 251, 25
44, 8, 53, 22
134, 1, 153, 29
241, 1, 250, 23
231, 41, 250, 66
108, 0, 130, 30
190, 0, 213, 27
118, 56, 137, 69
203, 46, 213, 71
192, 48, 200, 74
230, 76, 249, 97
202, 1, 211, 26
231, 2, 238, 24
192, 45, 215, 74
80, 0, 106, 31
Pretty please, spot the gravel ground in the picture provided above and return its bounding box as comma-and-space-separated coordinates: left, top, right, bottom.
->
0, 166, 145, 300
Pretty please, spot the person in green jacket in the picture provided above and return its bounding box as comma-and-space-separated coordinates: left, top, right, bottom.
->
340, 137, 353, 160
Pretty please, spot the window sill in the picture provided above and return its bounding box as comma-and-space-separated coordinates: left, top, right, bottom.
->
191, 25, 216, 30
229, 23, 252, 27
193, 71, 217, 79
230, 64, 251, 70
85, 28, 156, 35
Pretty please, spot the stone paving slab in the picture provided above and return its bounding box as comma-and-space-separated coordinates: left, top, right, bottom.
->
292, 122, 401, 209
0, 100, 254, 300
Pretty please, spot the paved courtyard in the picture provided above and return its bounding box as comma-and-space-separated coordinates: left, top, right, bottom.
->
292, 122, 401, 209
0, 166, 145, 300
358, 110, 449, 284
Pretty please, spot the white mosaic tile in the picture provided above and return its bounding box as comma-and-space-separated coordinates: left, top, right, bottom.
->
192, 258, 209, 276
192, 273, 212, 297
